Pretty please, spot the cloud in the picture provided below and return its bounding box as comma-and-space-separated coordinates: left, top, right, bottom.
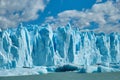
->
44, 1, 120, 33
96, 0, 103, 3
0, 0, 49, 29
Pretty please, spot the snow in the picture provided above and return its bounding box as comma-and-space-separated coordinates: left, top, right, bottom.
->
0, 24, 120, 76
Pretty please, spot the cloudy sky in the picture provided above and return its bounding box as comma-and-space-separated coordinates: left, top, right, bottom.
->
0, 0, 120, 33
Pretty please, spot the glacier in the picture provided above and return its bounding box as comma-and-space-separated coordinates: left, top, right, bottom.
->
0, 24, 120, 76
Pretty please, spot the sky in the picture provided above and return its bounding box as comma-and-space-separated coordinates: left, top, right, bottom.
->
0, 0, 120, 33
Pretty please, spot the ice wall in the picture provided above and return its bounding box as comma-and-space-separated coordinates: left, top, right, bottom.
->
0, 24, 120, 69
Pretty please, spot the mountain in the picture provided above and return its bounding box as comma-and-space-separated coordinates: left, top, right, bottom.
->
0, 24, 120, 75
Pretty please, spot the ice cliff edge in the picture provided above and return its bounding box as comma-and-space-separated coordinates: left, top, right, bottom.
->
0, 24, 120, 69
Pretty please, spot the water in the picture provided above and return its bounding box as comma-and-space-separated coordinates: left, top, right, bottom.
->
0, 72, 120, 80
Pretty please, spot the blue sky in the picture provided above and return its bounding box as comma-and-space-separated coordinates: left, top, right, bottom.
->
28, 0, 97, 25
0, 0, 120, 33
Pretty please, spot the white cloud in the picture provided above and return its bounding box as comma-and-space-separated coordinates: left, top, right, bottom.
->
96, 0, 102, 3
0, 0, 49, 29
44, 1, 120, 33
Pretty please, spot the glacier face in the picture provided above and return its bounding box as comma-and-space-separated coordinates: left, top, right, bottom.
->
0, 24, 120, 71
